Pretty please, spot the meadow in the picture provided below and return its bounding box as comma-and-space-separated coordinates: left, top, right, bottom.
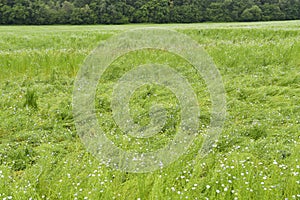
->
0, 21, 300, 199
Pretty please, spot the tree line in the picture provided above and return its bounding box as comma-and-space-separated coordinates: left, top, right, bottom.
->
1, 0, 300, 25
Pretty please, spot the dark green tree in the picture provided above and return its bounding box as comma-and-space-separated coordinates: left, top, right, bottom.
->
261, 3, 284, 20
241, 5, 262, 21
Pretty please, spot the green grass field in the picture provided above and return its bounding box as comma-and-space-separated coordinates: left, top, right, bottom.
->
0, 21, 300, 200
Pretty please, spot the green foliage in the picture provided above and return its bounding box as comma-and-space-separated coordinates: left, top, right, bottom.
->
261, 3, 285, 21
241, 5, 262, 21
23, 88, 38, 109
243, 124, 268, 140
1, 145, 37, 171
0, 0, 300, 24
0, 22, 299, 199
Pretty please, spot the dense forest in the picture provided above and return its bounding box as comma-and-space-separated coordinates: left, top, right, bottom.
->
0, 0, 300, 25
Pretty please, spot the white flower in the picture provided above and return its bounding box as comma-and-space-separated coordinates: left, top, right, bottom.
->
292, 172, 299, 176
206, 185, 210, 189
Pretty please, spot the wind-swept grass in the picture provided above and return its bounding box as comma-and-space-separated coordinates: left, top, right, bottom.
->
0, 21, 299, 199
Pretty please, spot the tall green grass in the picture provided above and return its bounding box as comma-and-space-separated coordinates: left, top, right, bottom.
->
0, 21, 299, 199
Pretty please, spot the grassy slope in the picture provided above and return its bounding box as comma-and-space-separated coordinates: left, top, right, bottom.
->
0, 21, 299, 199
